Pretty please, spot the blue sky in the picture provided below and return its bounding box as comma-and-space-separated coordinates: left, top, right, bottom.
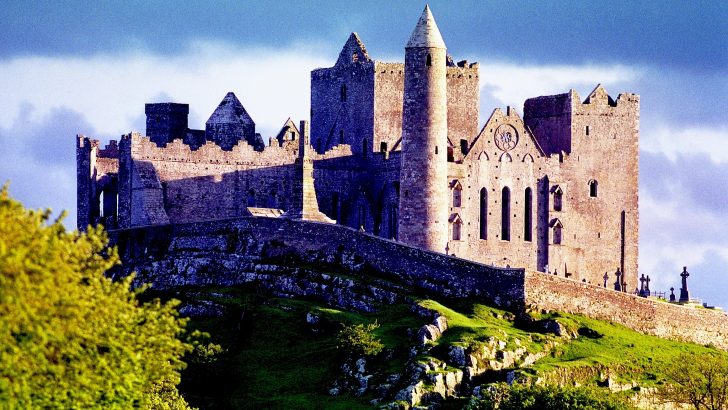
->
1, 1, 727, 306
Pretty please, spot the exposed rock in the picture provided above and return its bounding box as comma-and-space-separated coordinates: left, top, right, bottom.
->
178, 300, 226, 318
395, 381, 425, 407
543, 319, 566, 336
305, 311, 320, 325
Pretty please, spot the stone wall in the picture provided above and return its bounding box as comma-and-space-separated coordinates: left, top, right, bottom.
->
117, 133, 300, 227
110, 217, 728, 351
111, 217, 526, 308
524, 272, 728, 350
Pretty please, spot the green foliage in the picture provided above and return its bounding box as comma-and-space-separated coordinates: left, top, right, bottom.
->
336, 321, 384, 357
189, 342, 226, 364
467, 383, 635, 410
656, 352, 728, 410
0, 186, 192, 408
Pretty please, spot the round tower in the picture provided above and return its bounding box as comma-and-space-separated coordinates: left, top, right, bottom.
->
398, 5, 449, 253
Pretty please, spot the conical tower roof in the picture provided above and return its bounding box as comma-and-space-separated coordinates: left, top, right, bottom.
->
406, 5, 446, 49
206, 92, 254, 126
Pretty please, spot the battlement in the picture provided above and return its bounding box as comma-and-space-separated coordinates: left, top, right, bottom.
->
126, 132, 299, 167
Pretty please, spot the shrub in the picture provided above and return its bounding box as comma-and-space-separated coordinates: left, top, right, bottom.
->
467, 383, 635, 410
336, 321, 384, 357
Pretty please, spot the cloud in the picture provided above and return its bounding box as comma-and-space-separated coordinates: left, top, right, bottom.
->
0, 104, 89, 228
1, 42, 727, 307
478, 62, 641, 114
0, 41, 333, 141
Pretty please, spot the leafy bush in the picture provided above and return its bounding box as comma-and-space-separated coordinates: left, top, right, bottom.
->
0, 186, 192, 408
336, 321, 384, 357
467, 383, 635, 410
656, 352, 728, 410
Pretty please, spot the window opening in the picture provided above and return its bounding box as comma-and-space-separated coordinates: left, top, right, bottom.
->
524, 187, 533, 241
452, 182, 462, 207
479, 188, 487, 239
501, 187, 511, 241
589, 180, 598, 197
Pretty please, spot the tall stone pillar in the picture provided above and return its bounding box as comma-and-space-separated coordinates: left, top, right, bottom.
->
282, 120, 334, 223
398, 5, 449, 253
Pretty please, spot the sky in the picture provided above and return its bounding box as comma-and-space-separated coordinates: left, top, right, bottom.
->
1, 1, 727, 306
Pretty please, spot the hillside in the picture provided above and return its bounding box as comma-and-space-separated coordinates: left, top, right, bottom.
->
164, 279, 725, 409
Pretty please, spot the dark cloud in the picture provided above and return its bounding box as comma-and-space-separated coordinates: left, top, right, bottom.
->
1, 1, 725, 73
0, 104, 94, 228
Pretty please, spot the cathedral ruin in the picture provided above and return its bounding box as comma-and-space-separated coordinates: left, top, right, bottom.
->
77, 6, 639, 289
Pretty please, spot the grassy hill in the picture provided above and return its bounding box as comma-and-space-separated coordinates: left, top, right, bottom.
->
160, 282, 725, 409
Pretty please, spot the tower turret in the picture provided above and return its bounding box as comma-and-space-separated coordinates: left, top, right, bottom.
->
398, 5, 449, 252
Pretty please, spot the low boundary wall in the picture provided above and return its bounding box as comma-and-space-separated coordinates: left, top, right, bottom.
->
110, 216, 728, 350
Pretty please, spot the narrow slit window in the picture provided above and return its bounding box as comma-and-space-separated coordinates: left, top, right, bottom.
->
524, 187, 532, 241
501, 187, 511, 241
589, 180, 598, 197
479, 188, 487, 240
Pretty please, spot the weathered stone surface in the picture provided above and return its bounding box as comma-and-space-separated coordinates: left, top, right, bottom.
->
78, 7, 636, 290
77, 7, 728, 354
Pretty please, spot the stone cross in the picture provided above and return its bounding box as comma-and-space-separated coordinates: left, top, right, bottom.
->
614, 268, 622, 292
646, 275, 651, 295
669, 287, 676, 303
603, 272, 609, 288
679, 266, 690, 303
639, 274, 646, 297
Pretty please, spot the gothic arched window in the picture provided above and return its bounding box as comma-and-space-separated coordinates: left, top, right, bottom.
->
553, 187, 563, 212
340, 84, 347, 102
426, 53, 432, 67
452, 181, 462, 208
501, 187, 511, 241
524, 187, 533, 242
552, 220, 563, 245
479, 187, 487, 240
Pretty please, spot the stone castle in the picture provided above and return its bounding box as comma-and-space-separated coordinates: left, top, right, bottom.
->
77, 6, 639, 291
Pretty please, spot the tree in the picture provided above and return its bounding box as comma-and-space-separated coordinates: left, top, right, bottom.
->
0, 186, 192, 408
657, 352, 728, 410
467, 383, 635, 410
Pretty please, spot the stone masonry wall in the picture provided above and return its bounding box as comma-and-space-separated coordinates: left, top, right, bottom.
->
446, 63, 480, 153
524, 272, 728, 350
120, 133, 299, 226
111, 217, 526, 307
109, 217, 728, 351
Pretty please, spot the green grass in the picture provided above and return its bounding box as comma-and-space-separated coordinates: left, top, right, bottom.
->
171, 285, 728, 408
415, 299, 728, 387
529, 312, 724, 385
177, 285, 424, 409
